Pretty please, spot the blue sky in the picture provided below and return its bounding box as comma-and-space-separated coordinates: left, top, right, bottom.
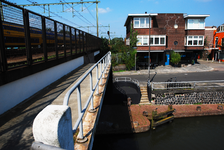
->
6, 0, 224, 39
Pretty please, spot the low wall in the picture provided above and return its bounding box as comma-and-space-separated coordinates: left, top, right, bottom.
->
153, 89, 224, 105
0, 56, 84, 115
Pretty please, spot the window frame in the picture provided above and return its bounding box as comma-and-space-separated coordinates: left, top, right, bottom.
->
185, 35, 204, 46
134, 17, 150, 28
219, 25, 224, 32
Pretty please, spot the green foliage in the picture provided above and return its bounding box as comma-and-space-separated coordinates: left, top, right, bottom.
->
111, 24, 138, 70
129, 24, 138, 48
170, 50, 181, 65
110, 38, 123, 45
123, 49, 137, 70
100, 37, 110, 55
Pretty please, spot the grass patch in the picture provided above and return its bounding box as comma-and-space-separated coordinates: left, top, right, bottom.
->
193, 103, 202, 105
114, 70, 126, 72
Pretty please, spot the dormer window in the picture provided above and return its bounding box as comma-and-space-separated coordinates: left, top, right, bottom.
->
220, 25, 224, 32
186, 19, 205, 29
134, 17, 149, 28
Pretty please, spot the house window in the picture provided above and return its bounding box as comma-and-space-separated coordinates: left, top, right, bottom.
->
186, 19, 205, 29
137, 35, 166, 46
134, 17, 149, 28
137, 35, 149, 46
220, 25, 224, 32
150, 35, 166, 46
185, 36, 204, 46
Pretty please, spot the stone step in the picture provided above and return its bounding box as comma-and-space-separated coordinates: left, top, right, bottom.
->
139, 101, 150, 105
141, 91, 148, 94
141, 95, 148, 98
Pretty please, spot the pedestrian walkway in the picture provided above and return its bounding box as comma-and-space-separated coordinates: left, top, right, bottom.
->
0, 63, 95, 150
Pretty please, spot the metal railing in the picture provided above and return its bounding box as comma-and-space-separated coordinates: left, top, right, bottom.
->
63, 51, 111, 140
151, 80, 224, 91
115, 77, 139, 86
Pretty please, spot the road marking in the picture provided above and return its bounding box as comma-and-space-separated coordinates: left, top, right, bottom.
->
185, 74, 188, 75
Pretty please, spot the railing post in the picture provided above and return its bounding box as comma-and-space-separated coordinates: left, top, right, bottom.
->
96, 64, 99, 94
76, 85, 87, 142
100, 60, 102, 85
89, 71, 96, 113
103, 59, 105, 78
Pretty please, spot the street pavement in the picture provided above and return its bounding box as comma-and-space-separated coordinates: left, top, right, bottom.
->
113, 59, 224, 76
113, 59, 224, 83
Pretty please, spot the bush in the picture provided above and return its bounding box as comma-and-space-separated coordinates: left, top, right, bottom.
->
170, 50, 181, 65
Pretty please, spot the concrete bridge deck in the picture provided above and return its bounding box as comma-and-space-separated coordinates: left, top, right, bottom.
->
0, 63, 98, 150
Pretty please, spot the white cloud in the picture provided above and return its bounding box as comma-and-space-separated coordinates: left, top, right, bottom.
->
98, 7, 112, 14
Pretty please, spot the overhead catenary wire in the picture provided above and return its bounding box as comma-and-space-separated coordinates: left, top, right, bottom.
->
62, 0, 95, 27
26, 0, 82, 27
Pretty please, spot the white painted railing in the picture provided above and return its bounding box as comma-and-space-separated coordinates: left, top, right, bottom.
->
63, 51, 111, 140
115, 77, 139, 86
151, 80, 224, 91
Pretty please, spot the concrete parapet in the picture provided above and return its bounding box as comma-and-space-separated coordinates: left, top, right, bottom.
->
33, 105, 74, 150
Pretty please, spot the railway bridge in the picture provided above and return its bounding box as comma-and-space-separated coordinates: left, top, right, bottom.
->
0, 1, 112, 149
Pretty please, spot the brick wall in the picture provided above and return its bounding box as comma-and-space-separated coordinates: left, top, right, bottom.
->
204, 29, 215, 48
185, 30, 205, 35
126, 13, 206, 52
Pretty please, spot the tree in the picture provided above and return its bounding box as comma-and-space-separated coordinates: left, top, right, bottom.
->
100, 37, 110, 55
170, 50, 181, 65
129, 24, 138, 48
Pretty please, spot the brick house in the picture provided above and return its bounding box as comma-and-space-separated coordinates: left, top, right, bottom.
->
124, 13, 210, 68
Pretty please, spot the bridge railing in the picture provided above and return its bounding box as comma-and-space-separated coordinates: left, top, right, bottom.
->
63, 51, 111, 140
151, 80, 224, 91
115, 77, 139, 86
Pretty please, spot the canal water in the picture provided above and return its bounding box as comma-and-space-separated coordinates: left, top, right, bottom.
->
93, 115, 224, 150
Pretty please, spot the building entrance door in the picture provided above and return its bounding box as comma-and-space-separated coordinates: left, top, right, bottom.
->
165, 54, 170, 65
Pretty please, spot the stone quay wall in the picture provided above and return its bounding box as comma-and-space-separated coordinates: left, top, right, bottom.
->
153, 90, 224, 105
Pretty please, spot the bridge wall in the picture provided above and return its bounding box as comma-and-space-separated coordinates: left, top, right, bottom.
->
0, 56, 84, 115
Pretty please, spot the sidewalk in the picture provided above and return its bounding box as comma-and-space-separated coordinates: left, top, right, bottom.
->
113, 59, 219, 76
0, 63, 95, 150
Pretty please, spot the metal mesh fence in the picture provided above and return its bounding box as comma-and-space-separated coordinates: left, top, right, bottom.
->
71, 28, 76, 54
0, 1, 102, 72
29, 12, 43, 63
1, 2, 26, 68
45, 18, 55, 60
57, 22, 64, 58
65, 25, 70, 56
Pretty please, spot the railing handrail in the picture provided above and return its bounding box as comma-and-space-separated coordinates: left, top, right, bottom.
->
62, 51, 111, 139
115, 77, 131, 82
151, 80, 224, 91
115, 77, 139, 86
152, 80, 224, 84
63, 51, 111, 105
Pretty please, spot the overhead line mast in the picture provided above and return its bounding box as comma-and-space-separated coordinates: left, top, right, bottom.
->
14, 1, 100, 37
